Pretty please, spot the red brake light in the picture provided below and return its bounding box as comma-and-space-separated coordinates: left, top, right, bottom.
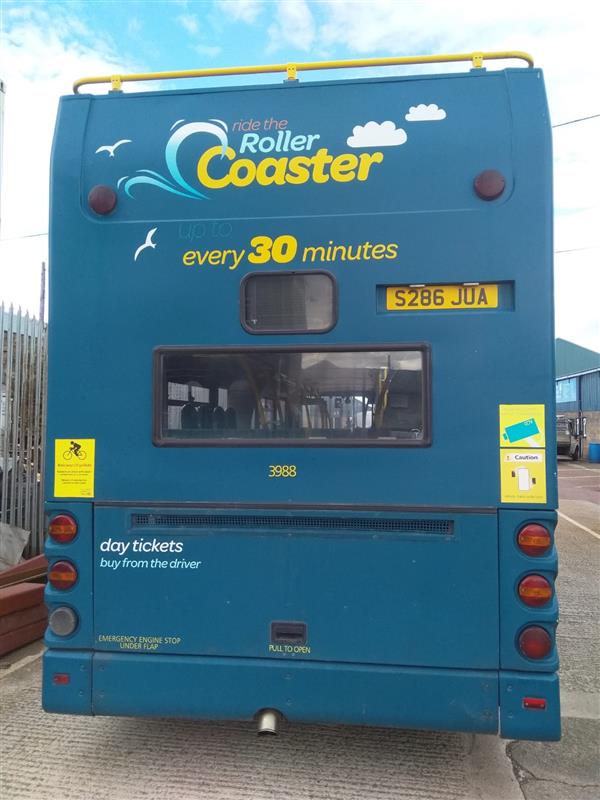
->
518, 574, 553, 607
52, 673, 71, 685
48, 560, 78, 590
518, 626, 552, 659
48, 514, 78, 543
517, 524, 552, 557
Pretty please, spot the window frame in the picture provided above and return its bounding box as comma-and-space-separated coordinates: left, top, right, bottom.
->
153, 344, 431, 448
240, 270, 338, 335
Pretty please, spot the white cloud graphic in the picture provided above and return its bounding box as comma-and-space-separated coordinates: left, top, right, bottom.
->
347, 120, 407, 148
405, 104, 447, 122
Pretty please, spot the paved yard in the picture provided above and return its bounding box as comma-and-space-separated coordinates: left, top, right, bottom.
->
1, 460, 598, 800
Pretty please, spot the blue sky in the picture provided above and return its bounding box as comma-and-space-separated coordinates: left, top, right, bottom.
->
1, 0, 599, 348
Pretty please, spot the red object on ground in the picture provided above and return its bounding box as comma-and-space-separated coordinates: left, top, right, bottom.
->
0, 582, 45, 616
0, 555, 48, 589
0, 619, 47, 657
0, 603, 47, 636
0, 572, 48, 656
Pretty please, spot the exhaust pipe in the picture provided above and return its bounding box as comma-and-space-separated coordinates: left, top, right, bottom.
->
256, 708, 281, 736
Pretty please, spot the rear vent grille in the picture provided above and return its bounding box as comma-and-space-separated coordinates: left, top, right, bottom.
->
131, 513, 453, 535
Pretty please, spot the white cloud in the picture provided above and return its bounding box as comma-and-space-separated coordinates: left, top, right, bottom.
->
315, 2, 596, 124
194, 43, 222, 58
405, 103, 446, 122
555, 248, 600, 349
1, 0, 598, 349
347, 120, 407, 148
0, 5, 141, 316
127, 17, 142, 36
215, 0, 264, 23
177, 13, 199, 35
313, 0, 598, 348
176, 12, 222, 58
267, 0, 315, 52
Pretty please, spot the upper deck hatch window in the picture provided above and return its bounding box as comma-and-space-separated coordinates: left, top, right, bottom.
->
155, 347, 429, 446
242, 272, 335, 333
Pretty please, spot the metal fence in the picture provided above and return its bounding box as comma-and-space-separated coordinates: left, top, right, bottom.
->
0, 304, 47, 558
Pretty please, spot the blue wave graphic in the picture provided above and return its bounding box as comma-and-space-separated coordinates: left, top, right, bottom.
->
121, 121, 229, 201
123, 175, 203, 199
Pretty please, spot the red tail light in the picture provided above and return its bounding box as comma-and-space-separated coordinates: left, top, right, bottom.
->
518, 626, 552, 659
523, 697, 547, 710
52, 673, 71, 685
88, 184, 117, 215
48, 514, 78, 543
48, 560, 78, 590
518, 574, 553, 607
474, 169, 505, 200
517, 524, 552, 556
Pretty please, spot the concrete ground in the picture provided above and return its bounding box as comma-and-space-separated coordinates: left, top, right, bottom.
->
1, 460, 598, 800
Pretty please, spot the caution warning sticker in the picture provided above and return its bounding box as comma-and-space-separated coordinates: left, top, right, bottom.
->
500, 449, 547, 504
499, 404, 545, 448
54, 439, 95, 498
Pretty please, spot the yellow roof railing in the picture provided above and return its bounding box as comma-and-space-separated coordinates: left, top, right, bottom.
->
73, 51, 534, 94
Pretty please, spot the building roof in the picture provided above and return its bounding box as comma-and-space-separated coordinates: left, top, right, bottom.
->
555, 338, 600, 379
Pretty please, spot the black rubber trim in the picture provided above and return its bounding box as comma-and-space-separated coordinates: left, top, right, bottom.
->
94, 500, 496, 514
152, 343, 432, 448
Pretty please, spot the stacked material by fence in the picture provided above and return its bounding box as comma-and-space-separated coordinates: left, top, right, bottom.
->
0, 554, 48, 589
0, 576, 47, 656
0, 304, 47, 558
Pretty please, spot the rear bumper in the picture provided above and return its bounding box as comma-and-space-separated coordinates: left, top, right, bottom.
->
42, 650, 561, 740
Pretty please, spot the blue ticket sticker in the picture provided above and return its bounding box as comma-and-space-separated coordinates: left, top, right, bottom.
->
502, 417, 540, 444
499, 405, 545, 448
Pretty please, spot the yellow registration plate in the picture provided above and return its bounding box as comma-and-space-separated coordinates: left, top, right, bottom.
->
386, 283, 499, 311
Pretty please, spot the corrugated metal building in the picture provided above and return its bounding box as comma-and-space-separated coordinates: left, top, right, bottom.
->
556, 369, 600, 413
556, 338, 600, 380
555, 339, 600, 458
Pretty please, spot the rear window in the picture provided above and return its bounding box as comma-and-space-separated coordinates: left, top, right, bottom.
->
242, 272, 335, 333
154, 347, 430, 447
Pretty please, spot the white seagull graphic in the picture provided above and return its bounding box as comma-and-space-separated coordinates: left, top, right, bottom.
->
134, 227, 158, 262
95, 139, 132, 157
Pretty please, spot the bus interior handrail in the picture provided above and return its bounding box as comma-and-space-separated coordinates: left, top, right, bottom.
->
73, 51, 534, 94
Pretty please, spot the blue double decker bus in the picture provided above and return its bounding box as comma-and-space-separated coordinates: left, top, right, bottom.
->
43, 52, 560, 740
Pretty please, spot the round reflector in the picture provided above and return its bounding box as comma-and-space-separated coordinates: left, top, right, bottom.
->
48, 560, 78, 590
48, 514, 78, 543
517, 524, 552, 556
88, 184, 117, 215
518, 574, 553, 607
48, 607, 78, 637
474, 169, 505, 200
518, 626, 552, 659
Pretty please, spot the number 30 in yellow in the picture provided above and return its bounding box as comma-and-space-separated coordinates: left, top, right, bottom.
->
248, 235, 298, 264
269, 465, 297, 478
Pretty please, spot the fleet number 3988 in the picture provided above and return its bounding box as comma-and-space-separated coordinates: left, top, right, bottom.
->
269, 465, 297, 477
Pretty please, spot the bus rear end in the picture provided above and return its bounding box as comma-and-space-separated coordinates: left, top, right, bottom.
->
43, 54, 559, 740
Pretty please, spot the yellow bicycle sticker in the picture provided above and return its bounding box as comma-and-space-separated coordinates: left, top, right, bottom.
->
54, 438, 96, 498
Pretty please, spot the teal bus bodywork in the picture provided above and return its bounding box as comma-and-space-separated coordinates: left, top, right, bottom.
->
44, 64, 559, 740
